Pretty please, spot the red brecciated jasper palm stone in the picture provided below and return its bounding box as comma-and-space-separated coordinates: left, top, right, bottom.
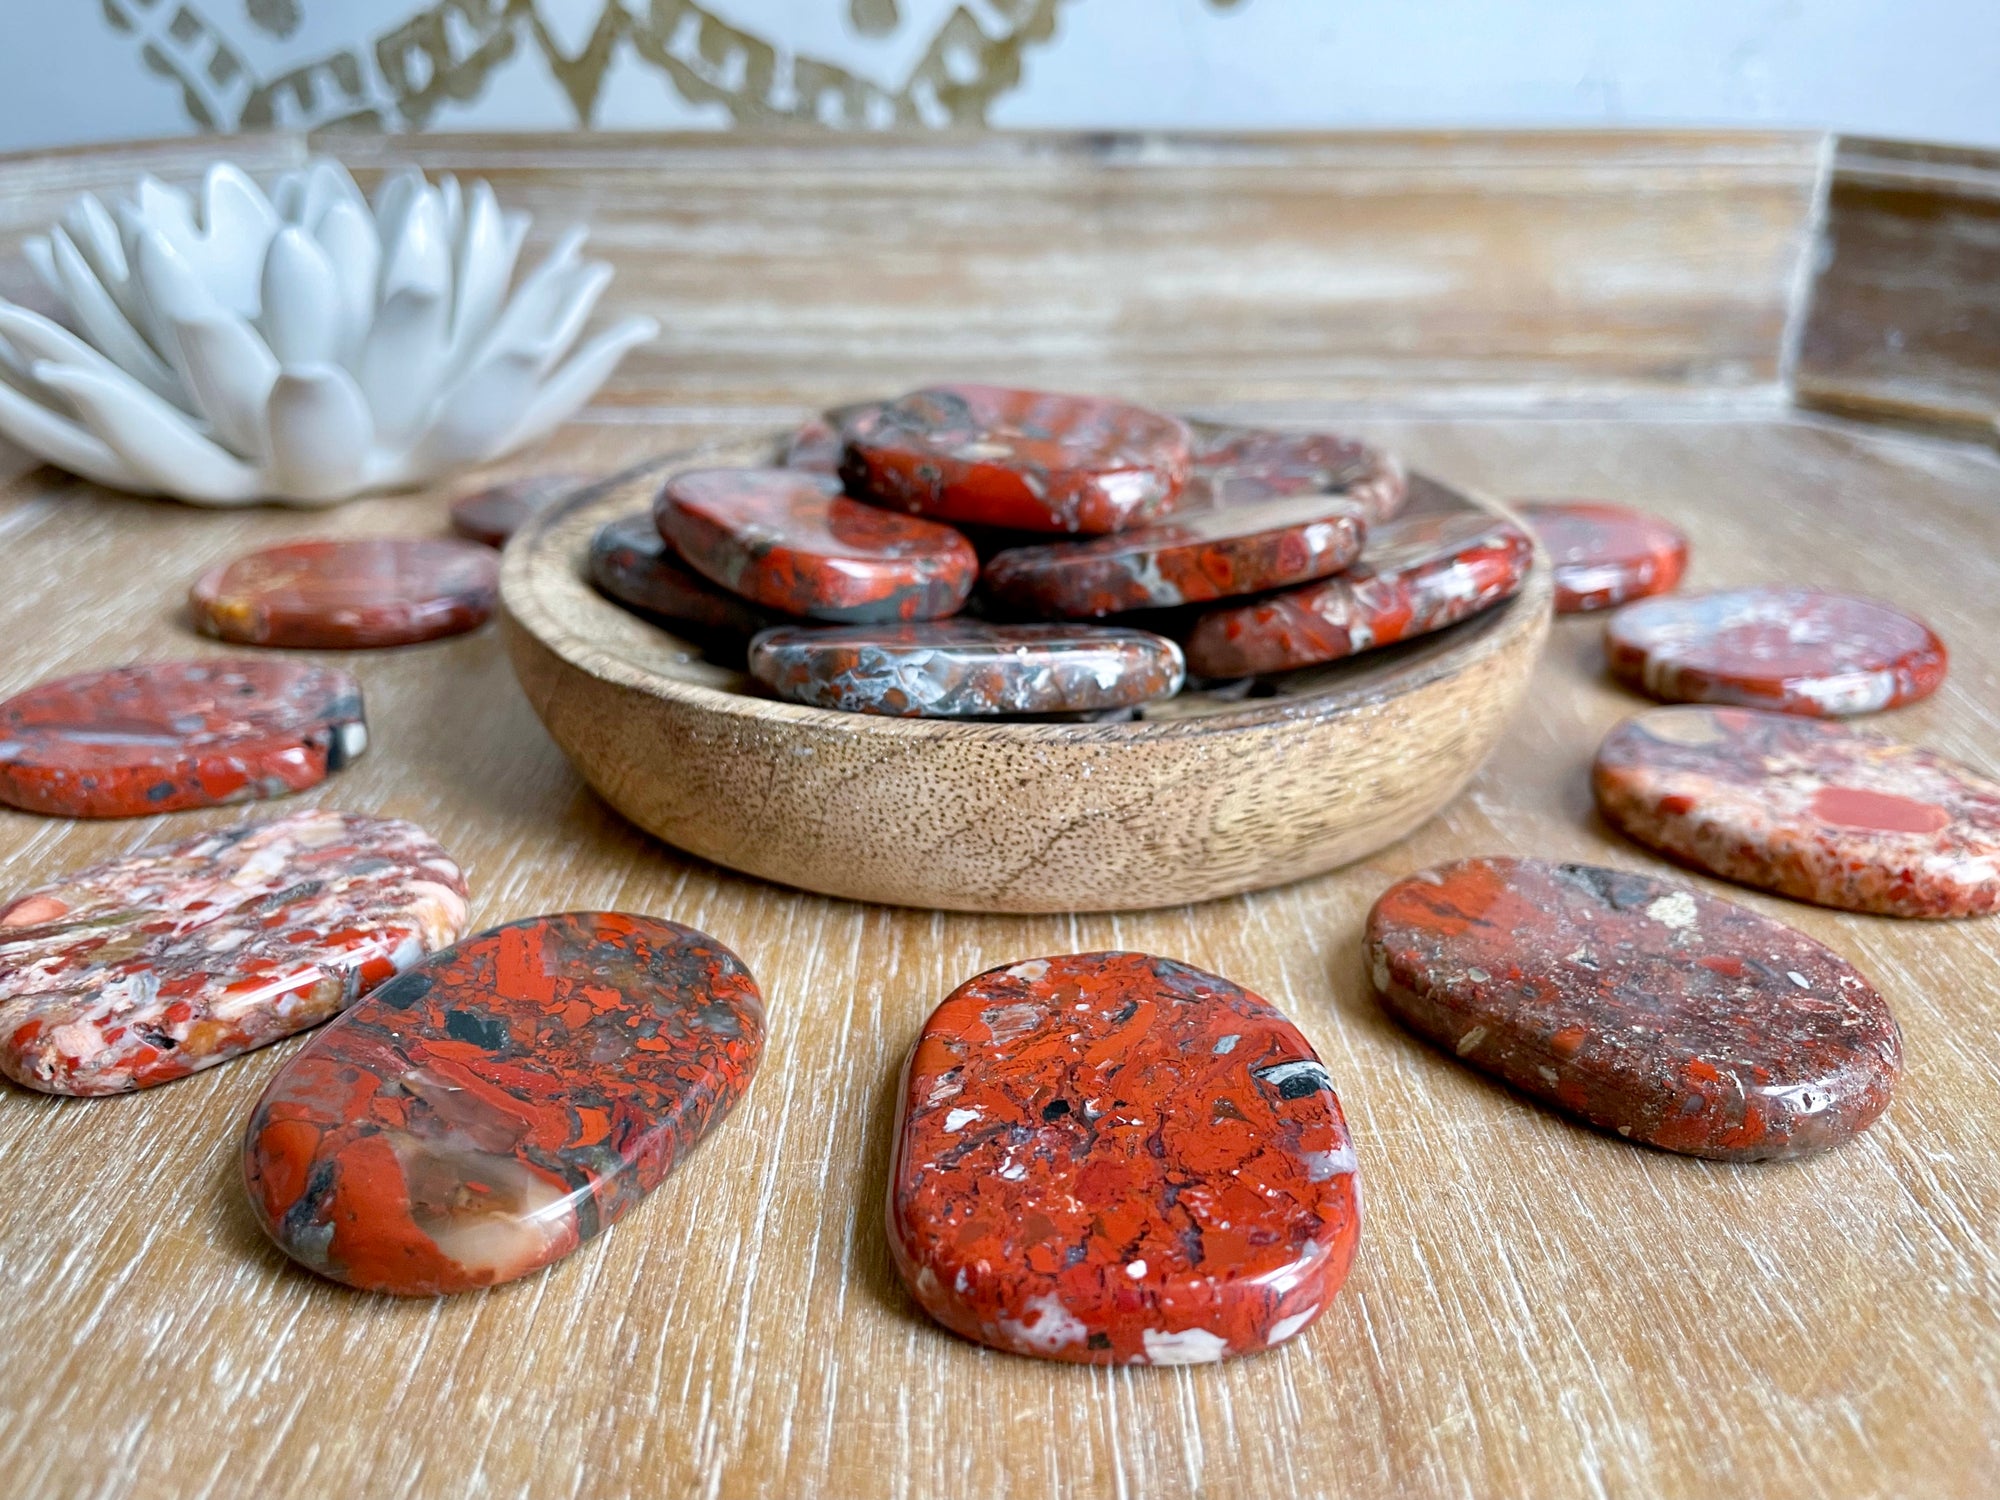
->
589, 514, 789, 658
1595, 706, 2000, 918
1184, 512, 1533, 678
842, 384, 1194, 535
449, 474, 587, 548
781, 418, 843, 474
0, 810, 468, 1096
0, 659, 366, 818
1517, 500, 1689, 614
655, 468, 977, 623
750, 621, 1185, 717
243, 913, 765, 1296
191, 538, 500, 649
888, 952, 1361, 1365
1366, 857, 1902, 1160
1189, 423, 1409, 524
1605, 587, 1946, 716
981, 491, 1367, 617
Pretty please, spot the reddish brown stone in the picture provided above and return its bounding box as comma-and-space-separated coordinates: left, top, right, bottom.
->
889, 952, 1361, 1364
1189, 423, 1408, 523
781, 418, 843, 474
1366, 857, 1901, 1160
0, 659, 365, 818
655, 468, 977, 623
1595, 706, 2000, 918
1606, 587, 1947, 716
191, 538, 499, 649
449, 474, 587, 548
981, 491, 1367, 617
0, 810, 467, 1095
243, 913, 765, 1295
588, 515, 788, 660
1184, 512, 1533, 678
750, 621, 1185, 717
842, 385, 1193, 535
1517, 500, 1689, 613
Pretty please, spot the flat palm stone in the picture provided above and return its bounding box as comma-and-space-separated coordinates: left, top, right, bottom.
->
1605, 587, 1946, 716
1189, 423, 1408, 523
191, 538, 499, 649
0, 658, 366, 818
749, 621, 1185, 717
1517, 500, 1689, 614
1366, 857, 1901, 1160
0, 810, 467, 1095
243, 912, 765, 1295
981, 491, 1367, 617
1595, 706, 2000, 918
588, 514, 788, 662
842, 384, 1193, 535
1185, 512, 1533, 678
655, 468, 977, 623
449, 474, 587, 548
889, 951, 1361, 1364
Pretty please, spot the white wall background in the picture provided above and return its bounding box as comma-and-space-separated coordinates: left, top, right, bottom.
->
1, 0, 1996, 152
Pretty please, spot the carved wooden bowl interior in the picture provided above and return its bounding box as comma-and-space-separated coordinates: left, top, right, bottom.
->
501, 434, 1552, 912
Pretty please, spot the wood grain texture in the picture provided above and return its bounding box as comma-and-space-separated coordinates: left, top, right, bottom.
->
0, 131, 1995, 1500
503, 442, 1549, 912
1795, 136, 2000, 441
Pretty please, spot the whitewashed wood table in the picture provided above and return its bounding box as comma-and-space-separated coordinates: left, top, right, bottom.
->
0, 131, 1995, 1500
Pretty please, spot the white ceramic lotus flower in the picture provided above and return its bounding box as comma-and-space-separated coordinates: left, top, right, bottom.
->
0, 158, 658, 506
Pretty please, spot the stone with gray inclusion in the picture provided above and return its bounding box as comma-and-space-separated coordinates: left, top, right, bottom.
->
747, 620, 1185, 717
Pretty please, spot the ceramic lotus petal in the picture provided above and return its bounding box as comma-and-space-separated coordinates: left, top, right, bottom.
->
0, 158, 658, 506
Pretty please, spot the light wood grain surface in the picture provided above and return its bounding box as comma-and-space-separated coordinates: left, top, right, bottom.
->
0, 133, 1996, 1500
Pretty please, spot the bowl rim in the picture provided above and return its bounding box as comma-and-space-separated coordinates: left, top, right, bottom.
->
500, 433, 1551, 744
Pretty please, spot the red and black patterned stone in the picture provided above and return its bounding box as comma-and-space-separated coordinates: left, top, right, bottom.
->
981, 491, 1367, 617
0, 809, 468, 1095
191, 538, 500, 649
749, 621, 1185, 717
888, 952, 1361, 1365
1605, 587, 1947, 716
842, 384, 1194, 535
655, 468, 978, 623
781, 418, 844, 475
1595, 706, 2000, 918
0, 659, 366, 818
1517, 500, 1689, 614
1189, 423, 1409, 524
588, 514, 788, 661
1184, 512, 1533, 678
449, 474, 587, 548
1365, 857, 1902, 1160
242, 912, 765, 1296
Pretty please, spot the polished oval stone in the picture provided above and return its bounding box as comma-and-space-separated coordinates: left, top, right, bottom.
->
1189, 423, 1408, 523
1596, 706, 2000, 918
1605, 587, 1946, 716
589, 514, 788, 662
1366, 857, 1902, 1160
889, 952, 1361, 1365
243, 913, 765, 1295
981, 491, 1367, 617
781, 417, 843, 474
842, 384, 1193, 535
0, 658, 366, 818
749, 621, 1185, 717
0, 810, 467, 1096
655, 468, 978, 623
191, 538, 500, 649
1518, 500, 1689, 614
449, 474, 587, 548
1184, 512, 1533, 678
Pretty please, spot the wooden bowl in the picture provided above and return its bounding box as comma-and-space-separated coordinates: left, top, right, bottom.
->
500, 435, 1552, 912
